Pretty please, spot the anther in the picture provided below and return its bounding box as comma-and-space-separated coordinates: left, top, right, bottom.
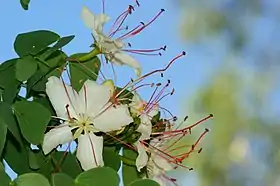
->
161, 73, 164, 77
184, 115, 188, 121
198, 148, 203, 154
156, 83, 161, 86
173, 116, 178, 121
161, 9, 165, 12
182, 51, 186, 55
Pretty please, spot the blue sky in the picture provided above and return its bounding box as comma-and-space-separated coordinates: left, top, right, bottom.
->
0, 0, 214, 184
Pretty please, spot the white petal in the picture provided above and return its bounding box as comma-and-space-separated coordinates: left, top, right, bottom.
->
109, 51, 142, 77
76, 133, 104, 170
152, 154, 173, 173
46, 76, 79, 119
147, 103, 159, 118
97, 35, 123, 52
94, 104, 133, 132
137, 115, 152, 140
135, 141, 148, 172
129, 92, 143, 115
78, 80, 111, 118
42, 124, 73, 155
81, 6, 110, 33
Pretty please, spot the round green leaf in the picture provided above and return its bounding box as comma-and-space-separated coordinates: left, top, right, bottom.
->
20, 0, 30, 10
103, 147, 121, 171
39, 36, 75, 60
0, 102, 22, 143
75, 167, 119, 186
28, 149, 40, 170
3, 138, 31, 174
0, 59, 21, 103
129, 179, 160, 186
16, 56, 38, 81
69, 54, 100, 91
0, 163, 11, 186
52, 173, 75, 186
0, 118, 7, 156
13, 173, 50, 186
53, 151, 82, 178
14, 30, 59, 57
13, 100, 51, 145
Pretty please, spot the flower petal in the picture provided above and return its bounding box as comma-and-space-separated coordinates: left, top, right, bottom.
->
151, 153, 173, 174
42, 124, 73, 155
94, 104, 133, 132
147, 103, 159, 118
135, 141, 148, 172
81, 6, 110, 34
129, 92, 143, 115
137, 115, 152, 140
78, 79, 111, 118
97, 34, 123, 52
108, 51, 142, 77
76, 133, 104, 170
46, 76, 80, 119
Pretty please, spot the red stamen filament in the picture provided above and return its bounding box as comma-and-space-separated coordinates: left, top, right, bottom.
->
118, 9, 165, 40
177, 129, 209, 162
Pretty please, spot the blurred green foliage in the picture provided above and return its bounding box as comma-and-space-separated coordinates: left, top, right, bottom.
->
176, 0, 280, 186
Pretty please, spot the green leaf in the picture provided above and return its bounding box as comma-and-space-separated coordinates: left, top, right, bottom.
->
20, 0, 30, 10
129, 179, 160, 186
16, 56, 38, 81
53, 151, 82, 178
30, 150, 54, 180
69, 54, 100, 91
0, 59, 21, 103
52, 173, 75, 186
28, 149, 40, 170
14, 30, 59, 57
0, 118, 7, 156
0, 102, 22, 143
75, 167, 119, 186
0, 163, 11, 186
13, 173, 50, 186
39, 35, 75, 60
3, 136, 31, 174
122, 164, 142, 186
33, 95, 57, 127
13, 100, 51, 145
122, 148, 142, 185
103, 147, 121, 171
26, 51, 65, 95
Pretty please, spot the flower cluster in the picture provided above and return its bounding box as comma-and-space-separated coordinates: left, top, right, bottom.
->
41, 1, 212, 185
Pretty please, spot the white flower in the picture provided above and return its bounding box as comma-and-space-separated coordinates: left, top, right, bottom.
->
146, 139, 173, 186
42, 76, 133, 170
129, 92, 159, 171
81, 6, 142, 77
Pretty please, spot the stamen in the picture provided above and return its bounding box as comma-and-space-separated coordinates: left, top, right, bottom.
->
176, 128, 209, 162
118, 9, 165, 40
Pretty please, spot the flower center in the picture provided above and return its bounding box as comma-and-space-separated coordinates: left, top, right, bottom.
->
69, 113, 99, 139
